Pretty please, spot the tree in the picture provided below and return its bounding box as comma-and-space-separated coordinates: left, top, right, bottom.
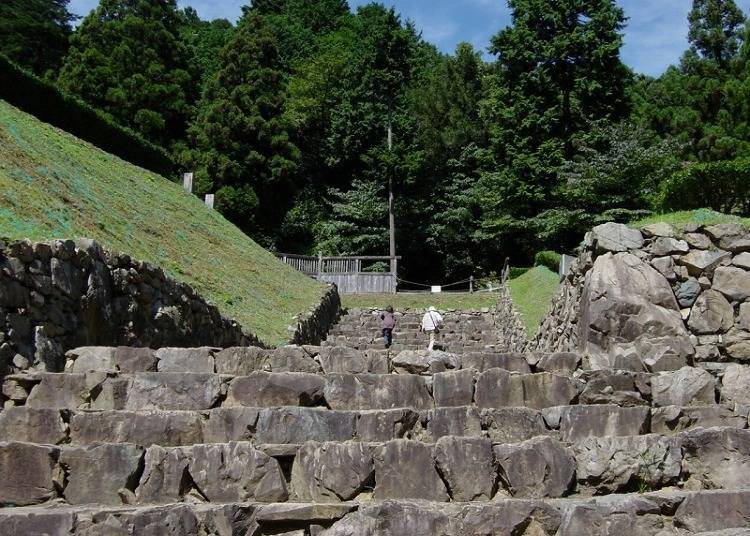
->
57, 0, 193, 149
479, 0, 631, 257
0, 0, 77, 77
688, 0, 746, 67
178, 7, 234, 96
187, 11, 299, 244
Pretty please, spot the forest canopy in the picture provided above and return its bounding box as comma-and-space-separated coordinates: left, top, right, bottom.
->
2, 0, 750, 283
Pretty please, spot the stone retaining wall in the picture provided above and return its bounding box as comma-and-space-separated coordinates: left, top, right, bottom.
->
532, 221, 750, 372
0, 237, 259, 376
496, 284, 531, 352
289, 284, 341, 346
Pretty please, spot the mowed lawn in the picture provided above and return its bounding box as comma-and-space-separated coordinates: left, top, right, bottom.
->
341, 291, 501, 311
507, 266, 560, 336
0, 100, 324, 345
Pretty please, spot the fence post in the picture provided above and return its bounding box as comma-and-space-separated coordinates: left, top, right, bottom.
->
470, 275, 474, 293
317, 252, 323, 278
182, 172, 193, 193
204, 194, 215, 209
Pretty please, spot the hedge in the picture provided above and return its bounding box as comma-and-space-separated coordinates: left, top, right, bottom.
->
508, 267, 531, 280
534, 250, 561, 273
0, 54, 175, 178
659, 158, 750, 215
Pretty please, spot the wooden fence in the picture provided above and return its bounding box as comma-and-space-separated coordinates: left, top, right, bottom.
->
277, 253, 400, 294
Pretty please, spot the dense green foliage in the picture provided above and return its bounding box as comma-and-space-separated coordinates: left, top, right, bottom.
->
0, 0, 76, 77
534, 251, 562, 274
4, 0, 750, 284
0, 54, 174, 176
660, 158, 750, 213
0, 99, 323, 345
57, 0, 194, 149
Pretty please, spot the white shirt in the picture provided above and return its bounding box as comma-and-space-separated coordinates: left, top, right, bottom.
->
421, 311, 443, 331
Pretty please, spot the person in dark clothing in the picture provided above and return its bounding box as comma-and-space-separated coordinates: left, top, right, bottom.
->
381, 305, 396, 349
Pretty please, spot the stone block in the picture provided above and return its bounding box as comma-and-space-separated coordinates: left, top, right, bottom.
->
574, 435, 682, 494
188, 442, 288, 502
679, 250, 732, 277
713, 266, 750, 301
373, 440, 448, 501
461, 352, 531, 373
558, 405, 650, 442
426, 407, 482, 440
61, 443, 144, 505
651, 367, 716, 407
674, 490, 750, 533
324, 374, 433, 410
67, 347, 116, 372
721, 364, 750, 405
651, 405, 747, 434
434, 436, 495, 501
480, 407, 548, 443
535, 352, 581, 373
135, 445, 191, 503
291, 441, 374, 501
319, 346, 384, 374
125, 373, 222, 411
25, 373, 91, 409
494, 436, 575, 498
255, 407, 356, 444
266, 346, 322, 373
114, 347, 158, 372
392, 350, 460, 375
200, 407, 260, 444
591, 222, 644, 253
475, 369, 578, 409
356, 409, 419, 442
0, 442, 60, 506
156, 347, 216, 374
433, 369, 475, 406
0, 407, 67, 444
70, 409, 203, 446
680, 427, 750, 490
214, 346, 268, 375
225, 372, 325, 407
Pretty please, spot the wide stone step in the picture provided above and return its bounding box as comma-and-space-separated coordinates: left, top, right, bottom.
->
6, 362, 743, 411
2, 428, 748, 508
1, 488, 750, 536
2, 403, 745, 448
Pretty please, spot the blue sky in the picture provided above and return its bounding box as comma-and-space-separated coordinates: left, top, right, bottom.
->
68, 0, 750, 76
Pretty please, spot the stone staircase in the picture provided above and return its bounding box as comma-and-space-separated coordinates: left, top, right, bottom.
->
1, 341, 750, 535
323, 308, 503, 353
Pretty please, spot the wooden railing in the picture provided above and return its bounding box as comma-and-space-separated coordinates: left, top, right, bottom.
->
277, 253, 401, 294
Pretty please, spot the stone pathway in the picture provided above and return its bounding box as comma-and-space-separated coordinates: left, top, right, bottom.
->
1, 323, 750, 534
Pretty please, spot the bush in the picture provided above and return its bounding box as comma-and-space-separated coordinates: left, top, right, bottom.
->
659, 158, 750, 215
0, 54, 175, 177
508, 267, 531, 280
534, 250, 561, 273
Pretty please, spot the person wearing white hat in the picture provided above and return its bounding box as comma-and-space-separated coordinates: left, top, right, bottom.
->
421, 306, 443, 351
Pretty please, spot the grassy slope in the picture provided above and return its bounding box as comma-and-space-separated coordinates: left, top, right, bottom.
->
0, 100, 323, 345
630, 208, 750, 229
508, 266, 560, 336
341, 292, 501, 311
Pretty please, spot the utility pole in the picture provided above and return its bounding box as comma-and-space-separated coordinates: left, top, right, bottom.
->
387, 118, 396, 277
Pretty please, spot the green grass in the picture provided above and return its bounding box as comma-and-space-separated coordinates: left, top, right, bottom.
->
0, 99, 324, 346
630, 209, 750, 229
341, 292, 501, 311
507, 266, 560, 336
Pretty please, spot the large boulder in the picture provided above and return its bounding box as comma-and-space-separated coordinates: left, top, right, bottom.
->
721, 364, 750, 405
651, 405, 747, 434
589, 223, 644, 253
480, 408, 549, 443
426, 407, 482, 441
705, 223, 750, 252
678, 249, 732, 277
200, 407, 260, 443
433, 369, 475, 407
713, 266, 750, 301
494, 436, 575, 498
291, 441, 374, 502
392, 350, 460, 375
319, 347, 386, 375
135, 445, 191, 504
688, 289, 734, 334
255, 407, 356, 444
356, 409, 420, 442
680, 427, 750, 490
155, 347, 216, 374
579, 252, 694, 371
71, 409, 204, 446
434, 436, 495, 501
373, 440, 448, 501
651, 367, 716, 407
574, 435, 682, 494
475, 369, 578, 409
124, 373, 222, 411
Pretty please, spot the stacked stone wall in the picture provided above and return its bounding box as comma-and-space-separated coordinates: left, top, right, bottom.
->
0, 237, 259, 376
532, 221, 750, 372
